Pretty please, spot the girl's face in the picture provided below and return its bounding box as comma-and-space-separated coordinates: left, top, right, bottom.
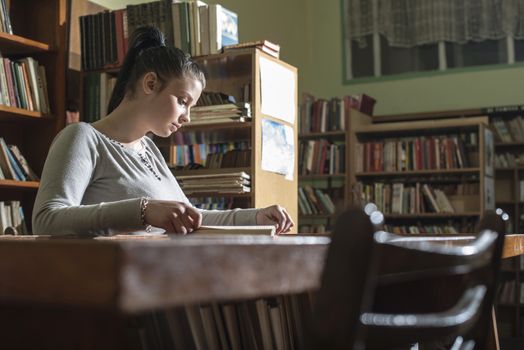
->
144, 74, 203, 137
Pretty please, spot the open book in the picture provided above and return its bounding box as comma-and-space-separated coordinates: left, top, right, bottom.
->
95, 225, 277, 240
192, 225, 276, 236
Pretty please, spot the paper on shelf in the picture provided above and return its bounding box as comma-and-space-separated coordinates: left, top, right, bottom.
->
259, 56, 295, 124
261, 119, 295, 180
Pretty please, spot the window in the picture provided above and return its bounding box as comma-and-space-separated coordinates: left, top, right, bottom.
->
343, 0, 524, 81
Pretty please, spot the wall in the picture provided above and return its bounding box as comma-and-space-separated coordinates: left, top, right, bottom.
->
305, 0, 524, 116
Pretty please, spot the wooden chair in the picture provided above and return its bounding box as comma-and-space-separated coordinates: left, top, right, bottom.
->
307, 208, 506, 349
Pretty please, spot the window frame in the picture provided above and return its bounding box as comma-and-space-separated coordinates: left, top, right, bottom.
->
341, 0, 519, 85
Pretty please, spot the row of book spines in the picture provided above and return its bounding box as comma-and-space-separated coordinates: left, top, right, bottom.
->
492, 116, 524, 143
138, 295, 311, 350
79, 9, 127, 71
196, 88, 251, 107
356, 182, 479, 215
495, 152, 524, 168
80, 1, 238, 70
0, 56, 50, 114
82, 72, 116, 123
383, 224, 462, 235
298, 186, 336, 216
299, 140, 345, 175
0, 138, 38, 182
298, 224, 330, 234
0, 201, 27, 235
299, 96, 349, 133
498, 281, 524, 304
168, 143, 250, 168
356, 136, 474, 173
191, 197, 243, 210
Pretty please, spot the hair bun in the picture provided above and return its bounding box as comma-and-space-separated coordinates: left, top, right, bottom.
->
128, 25, 166, 54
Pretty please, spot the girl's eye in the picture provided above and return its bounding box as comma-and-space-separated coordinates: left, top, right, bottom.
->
178, 98, 188, 106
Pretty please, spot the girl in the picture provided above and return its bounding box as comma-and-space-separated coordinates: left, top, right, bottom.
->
32, 26, 293, 236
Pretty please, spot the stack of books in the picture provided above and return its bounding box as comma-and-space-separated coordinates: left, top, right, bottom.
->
177, 171, 251, 194
222, 40, 280, 59
191, 102, 251, 125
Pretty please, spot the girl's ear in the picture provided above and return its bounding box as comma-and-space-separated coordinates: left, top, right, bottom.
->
142, 72, 158, 95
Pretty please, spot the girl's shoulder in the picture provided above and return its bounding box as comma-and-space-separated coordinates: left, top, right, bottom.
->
51, 122, 100, 149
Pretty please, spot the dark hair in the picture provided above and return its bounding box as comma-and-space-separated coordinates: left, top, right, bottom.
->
107, 26, 206, 114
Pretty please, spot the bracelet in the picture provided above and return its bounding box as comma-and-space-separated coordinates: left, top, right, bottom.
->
140, 197, 152, 233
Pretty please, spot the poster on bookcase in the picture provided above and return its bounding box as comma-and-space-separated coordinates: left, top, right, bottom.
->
259, 57, 296, 124
484, 127, 494, 177
261, 119, 294, 180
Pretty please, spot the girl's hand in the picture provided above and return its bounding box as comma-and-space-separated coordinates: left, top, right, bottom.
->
256, 205, 294, 234
144, 200, 202, 234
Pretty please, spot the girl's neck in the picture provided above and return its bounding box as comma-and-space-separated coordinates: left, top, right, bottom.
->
92, 99, 149, 147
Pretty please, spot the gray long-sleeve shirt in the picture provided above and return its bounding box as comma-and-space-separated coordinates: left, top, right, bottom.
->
32, 122, 259, 235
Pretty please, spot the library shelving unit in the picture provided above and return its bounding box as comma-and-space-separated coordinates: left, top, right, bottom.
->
0, 0, 67, 232
156, 48, 298, 231
297, 97, 371, 233
488, 107, 524, 344
353, 116, 493, 234
374, 106, 524, 348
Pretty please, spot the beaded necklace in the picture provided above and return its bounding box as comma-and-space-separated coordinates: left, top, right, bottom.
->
104, 135, 162, 181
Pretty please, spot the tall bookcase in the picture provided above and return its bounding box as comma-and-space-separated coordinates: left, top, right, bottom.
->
353, 117, 493, 234
374, 107, 524, 345
297, 97, 371, 233
488, 107, 524, 345
158, 48, 298, 230
0, 0, 67, 232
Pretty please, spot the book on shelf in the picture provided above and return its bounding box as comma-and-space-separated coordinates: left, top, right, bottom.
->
0, 56, 50, 113
356, 181, 477, 215
0, 0, 12, 35
169, 142, 251, 169
222, 40, 280, 59
384, 224, 461, 235
299, 139, 345, 175
7, 145, 39, 181
0, 139, 38, 182
190, 115, 250, 125
209, 3, 238, 54
357, 135, 475, 173
177, 171, 251, 194
0, 201, 28, 235
80, 1, 239, 71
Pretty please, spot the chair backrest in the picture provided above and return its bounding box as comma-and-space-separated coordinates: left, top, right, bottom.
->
307, 208, 506, 350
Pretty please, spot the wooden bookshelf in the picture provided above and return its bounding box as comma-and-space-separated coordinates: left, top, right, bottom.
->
355, 168, 481, 177
181, 49, 298, 229
354, 116, 492, 234
375, 106, 524, 342
0, 0, 67, 233
0, 180, 39, 190
297, 93, 372, 233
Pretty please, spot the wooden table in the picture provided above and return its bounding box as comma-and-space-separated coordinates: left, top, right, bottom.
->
0, 233, 523, 349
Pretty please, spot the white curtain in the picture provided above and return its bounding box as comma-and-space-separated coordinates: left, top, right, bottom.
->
346, 0, 524, 47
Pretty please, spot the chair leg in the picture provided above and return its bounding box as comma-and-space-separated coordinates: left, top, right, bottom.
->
485, 307, 500, 350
